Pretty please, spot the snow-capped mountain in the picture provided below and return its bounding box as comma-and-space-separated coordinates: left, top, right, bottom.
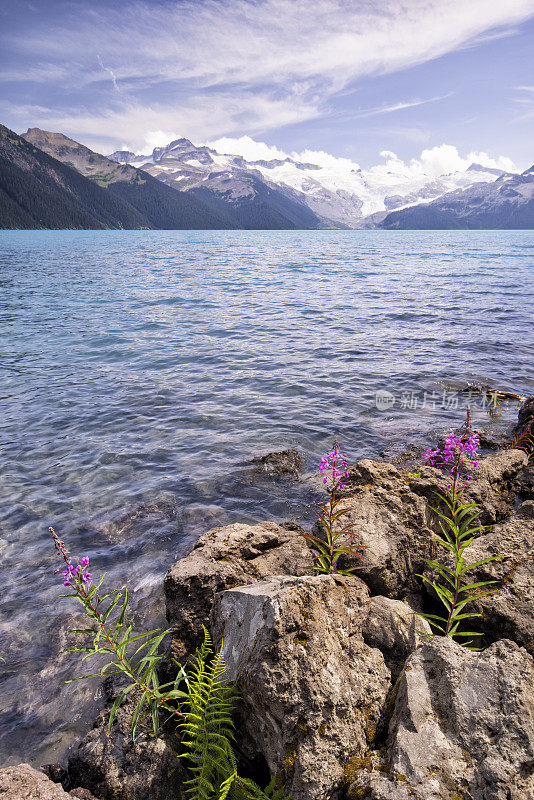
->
107, 138, 518, 228
380, 166, 534, 229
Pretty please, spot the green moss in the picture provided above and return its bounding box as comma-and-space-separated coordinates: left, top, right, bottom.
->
280, 743, 297, 782
343, 752, 373, 784
360, 703, 378, 744
347, 787, 372, 799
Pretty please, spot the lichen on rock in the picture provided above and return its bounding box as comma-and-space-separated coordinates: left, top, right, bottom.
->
164, 521, 312, 660
347, 637, 534, 800
210, 574, 391, 800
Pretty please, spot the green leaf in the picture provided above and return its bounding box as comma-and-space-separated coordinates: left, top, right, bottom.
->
117, 587, 129, 626
417, 575, 453, 606
458, 581, 498, 593
459, 556, 501, 572
217, 772, 236, 799
108, 684, 136, 732
414, 612, 448, 623
415, 613, 446, 633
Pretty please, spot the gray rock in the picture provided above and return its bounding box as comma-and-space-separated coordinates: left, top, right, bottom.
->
249, 449, 303, 478
514, 395, 534, 437
476, 430, 509, 451
362, 596, 431, 680
69, 790, 99, 800
468, 449, 528, 521
67, 681, 185, 800
465, 514, 534, 655
92, 500, 178, 543
0, 764, 77, 799
164, 521, 312, 660
347, 637, 534, 800
210, 574, 391, 800
515, 462, 534, 500
517, 499, 534, 518
328, 451, 527, 598
330, 459, 437, 597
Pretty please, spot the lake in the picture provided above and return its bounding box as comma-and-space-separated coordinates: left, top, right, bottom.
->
0, 229, 532, 765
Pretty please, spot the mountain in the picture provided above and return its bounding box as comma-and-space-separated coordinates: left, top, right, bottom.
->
109, 137, 510, 228
5, 124, 529, 231
126, 137, 325, 230
379, 167, 534, 229
21, 129, 232, 229
0, 124, 152, 229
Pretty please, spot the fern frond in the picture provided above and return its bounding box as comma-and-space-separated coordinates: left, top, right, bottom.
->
180, 628, 291, 800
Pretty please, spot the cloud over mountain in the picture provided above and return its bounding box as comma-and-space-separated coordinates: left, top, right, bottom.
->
2, 0, 534, 154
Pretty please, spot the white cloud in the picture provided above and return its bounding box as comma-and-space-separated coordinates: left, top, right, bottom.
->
3, 0, 534, 145
2, 91, 319, 154
513, 85, 534, 120
205, 135, 288, 162
12, 0, 534, 91
354, 93, 454, 118
97, 56, 120, 92
200, 137, 519, 217
419, 144, 516, 174
205, 136, 518, 182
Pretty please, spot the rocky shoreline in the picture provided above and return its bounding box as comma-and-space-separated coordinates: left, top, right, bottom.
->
1, 399, 533, 800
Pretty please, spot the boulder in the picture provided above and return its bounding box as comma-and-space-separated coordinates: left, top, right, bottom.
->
517, 499, 534, 518
514, 394, 534, 437
362, 596, 431, 681
467, 449, 528, 521
329, 459, 437, 597
210, 574, 391, 800
67, 680, 186, 800
515, 462, 534, 500
249, 449, 303, 478
465, 514, 534, 655
347, 637, 534, 800
0, 764, 89, 799
326, 451, 527, 599
91, 499, 178, 543
164, 521, 312, 660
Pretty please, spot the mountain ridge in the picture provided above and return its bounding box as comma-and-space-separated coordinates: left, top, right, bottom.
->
107, 136, 519, 228
379, 166, 534, 229
23, 128, 323, 230
21, 128, 234, 230
0, 124, 153, 229
1, 124, 531, 230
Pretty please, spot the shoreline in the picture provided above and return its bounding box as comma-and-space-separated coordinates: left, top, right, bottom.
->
1, 398, 533, 799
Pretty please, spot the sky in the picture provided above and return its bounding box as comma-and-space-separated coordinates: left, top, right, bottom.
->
1, 0, 533, 170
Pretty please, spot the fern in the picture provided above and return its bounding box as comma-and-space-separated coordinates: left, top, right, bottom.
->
181, 628, 290, 800
180, 628, 236, 800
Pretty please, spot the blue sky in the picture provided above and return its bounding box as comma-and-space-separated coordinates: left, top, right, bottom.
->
1, 0, 533, 169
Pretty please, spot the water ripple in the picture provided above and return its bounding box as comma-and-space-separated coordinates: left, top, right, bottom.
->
0, 228, 532, 766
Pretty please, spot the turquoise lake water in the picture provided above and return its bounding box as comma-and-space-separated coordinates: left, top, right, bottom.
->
0, 229, 533, 765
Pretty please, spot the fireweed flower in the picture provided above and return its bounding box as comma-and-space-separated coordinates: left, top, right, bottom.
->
50, 527, 187, 743
53, 533, 92, 587
422, 414, 480, 499
302, 440, 366, 580
415, 412, 498, 650
319, 440, 350, 492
